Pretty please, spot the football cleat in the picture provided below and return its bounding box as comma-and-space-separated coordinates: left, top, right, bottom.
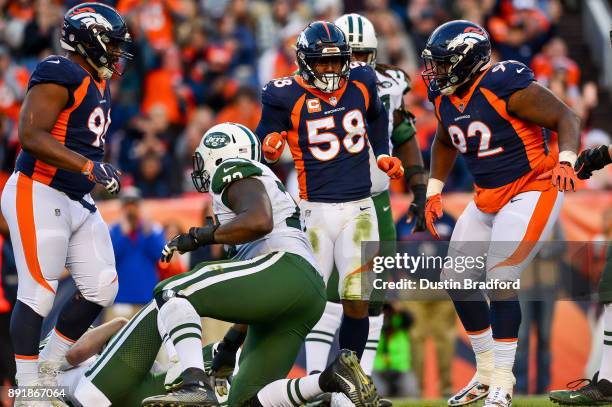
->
483, 387, 512, 407
304, 392, 332, 407
448, 377, 490, 406
142, 368, 218, 407
549, 372, 612, 405
318, 349, 380, 407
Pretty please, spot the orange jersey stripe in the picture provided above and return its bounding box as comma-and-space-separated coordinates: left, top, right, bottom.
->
490, 187, 558, 270
352, 80, 369, 111
287, 94, 307, 199
16, 173, 55, 294
32, 76, 91, 185
480, 87, 546, 170
15, 354, 39, 360
434, 95, 442, 121
448, 66, 491, 112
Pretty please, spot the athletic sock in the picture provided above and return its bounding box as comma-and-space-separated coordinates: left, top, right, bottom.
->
11, 301, 43, 386
305, 301, 342, 373
491, 339, 517, 394
256, 374, 322, 406
39, 328, 75, 365
158, 297, 204, 372
489, 300, 520, 394
338, 314, 369, 360
360, 314, 383, 376
467, 327, 494, 385
599, 304, 612, 382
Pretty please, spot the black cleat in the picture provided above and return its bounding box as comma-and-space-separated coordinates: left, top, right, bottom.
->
319, 349, 380, 407
142, 368, 219, 407
550, 372, 612, 406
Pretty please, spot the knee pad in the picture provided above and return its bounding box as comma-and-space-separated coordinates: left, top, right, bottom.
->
17, 287, 55, 317
79, 269, 118, 307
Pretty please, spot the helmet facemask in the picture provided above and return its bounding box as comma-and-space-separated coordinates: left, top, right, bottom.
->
352, 48, 377, 67
191, 151, 211, 193
84, 28, 132, 80
300, 52, 350, 93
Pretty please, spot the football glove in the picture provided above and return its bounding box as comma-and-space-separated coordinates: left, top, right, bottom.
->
407, 184, 427, 233
425, 193, 443, 240
574, 145, 612, 180
160, 233, 200, 263
537, 161, 578, 192
188, 217, 219, 245
262, 131, 287, 163
377, 155, 404, 179
81, 160, 121, 194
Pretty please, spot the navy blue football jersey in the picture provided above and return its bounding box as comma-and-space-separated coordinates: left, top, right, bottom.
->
429, 61, 549, 190
16, 55, 110, 199
256, 63, 389, 203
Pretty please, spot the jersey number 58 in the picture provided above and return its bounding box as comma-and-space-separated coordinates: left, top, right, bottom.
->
306, 109, 367, 161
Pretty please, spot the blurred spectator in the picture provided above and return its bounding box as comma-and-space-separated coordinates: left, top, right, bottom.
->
0, 45, 28, 122
135, 151, 174, 198
257, 21, 301, 86
107, 187, 166, 319
215, 86, 262, 131
20, 0, 61, 59
372, 303, 418, 397
251, 0, 306, 54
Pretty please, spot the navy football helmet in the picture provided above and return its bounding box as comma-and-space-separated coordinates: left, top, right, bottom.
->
60, 2, 132, 80
296, 21, 351, 93
421, 20, 491, 95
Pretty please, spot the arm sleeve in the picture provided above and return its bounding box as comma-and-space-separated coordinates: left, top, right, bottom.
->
254, 84, 291, 142
366, 76, 391, 158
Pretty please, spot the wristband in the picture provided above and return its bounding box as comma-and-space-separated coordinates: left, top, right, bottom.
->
426, 178, 445, 197
81, 160, 93, 175
559, 150, 577, 167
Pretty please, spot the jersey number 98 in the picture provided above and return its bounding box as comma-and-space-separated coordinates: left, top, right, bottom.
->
88, 107, 112, 147
306, 109, 366, 161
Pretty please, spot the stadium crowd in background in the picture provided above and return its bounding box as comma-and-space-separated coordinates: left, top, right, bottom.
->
0, 0, 609, 403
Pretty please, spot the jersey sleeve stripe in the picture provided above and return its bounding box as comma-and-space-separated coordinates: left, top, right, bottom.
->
490, 187, 559, 271
15, 173, 56, 294
352, 80, 369, 111
32, 76, 91, 185
480, 87, 546, 170
287, 94, 308, 200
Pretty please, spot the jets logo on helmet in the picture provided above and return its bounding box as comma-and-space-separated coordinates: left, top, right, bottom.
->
191, 123, 261, 192
421, 20, 491, 96
335, 14, 378, 66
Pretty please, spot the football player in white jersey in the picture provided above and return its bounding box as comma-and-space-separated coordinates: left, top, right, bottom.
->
297, 14, 427, 404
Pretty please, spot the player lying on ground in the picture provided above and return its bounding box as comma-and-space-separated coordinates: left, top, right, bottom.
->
141, 122, 379, 406
2, 2, 128, 398
549, 143, 612, 406
422, 20, 580, 407
256, 21, 404, 377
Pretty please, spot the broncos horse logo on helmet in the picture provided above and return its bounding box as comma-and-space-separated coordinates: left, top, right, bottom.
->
421, 20, 491, 96
296, 21, 351, 93
60, 2, 132, 80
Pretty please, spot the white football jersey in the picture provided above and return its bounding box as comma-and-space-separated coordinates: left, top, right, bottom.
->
209, 158, 317, 268
369, 67, 410, 195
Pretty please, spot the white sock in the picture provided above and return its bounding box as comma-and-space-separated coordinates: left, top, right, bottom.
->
305, 301, 343, 373
158, 312, 178, 361
599, 304, 612, 382
492, 339, 517, 393
14, 357, 39, 386
468, 328, 494, 385
159, 297, 204, 372
257, 374, 322, 406
360, 314, 383, 376
40, 328, 75, 364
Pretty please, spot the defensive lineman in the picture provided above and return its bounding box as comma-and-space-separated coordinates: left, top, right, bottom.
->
1, 2, 128, 392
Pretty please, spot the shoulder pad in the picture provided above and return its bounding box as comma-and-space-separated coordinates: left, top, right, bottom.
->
211, 158, 264, 195
29, 56, 83, 90
481, 60, 534, 98
261, 77, 299, 109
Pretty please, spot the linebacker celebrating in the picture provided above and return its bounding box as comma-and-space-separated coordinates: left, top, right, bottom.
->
257, 21, 403, 372
422, 21, 580, 407
0, 2, 128, 392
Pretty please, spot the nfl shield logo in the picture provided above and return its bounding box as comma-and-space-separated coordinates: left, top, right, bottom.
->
458, 103, 464, 112
329, 96, 337, 106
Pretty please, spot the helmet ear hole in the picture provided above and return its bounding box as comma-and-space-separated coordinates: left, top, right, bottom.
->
215, 158, 223, 166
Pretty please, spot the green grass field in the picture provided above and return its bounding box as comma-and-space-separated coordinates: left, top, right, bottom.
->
392, 397, 558, 407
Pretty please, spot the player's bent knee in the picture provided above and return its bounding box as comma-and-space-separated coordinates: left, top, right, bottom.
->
79, 269, 118, 307
17, 290, 55, 317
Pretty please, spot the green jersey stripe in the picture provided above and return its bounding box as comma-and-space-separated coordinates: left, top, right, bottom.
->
294, 378, 307, 403
173, 332, 202, 345
287, 380, 298, 405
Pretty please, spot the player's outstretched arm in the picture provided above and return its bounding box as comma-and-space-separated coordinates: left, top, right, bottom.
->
65, 317, 129, 366
508, 81, 581, 191
19, 83, 90, 172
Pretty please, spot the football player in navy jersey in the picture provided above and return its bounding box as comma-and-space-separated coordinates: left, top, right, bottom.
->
0, 2, 130, 393
255, 21, 403, 376
421, 21, 580, 407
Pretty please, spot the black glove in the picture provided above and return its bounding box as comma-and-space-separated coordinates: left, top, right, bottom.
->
82, 160, 121, 194
408, 184, 426, 233
211, 326, 246, 378
160, 233, 199, 263
574, 145, 612, 180
188, 217, 218, 246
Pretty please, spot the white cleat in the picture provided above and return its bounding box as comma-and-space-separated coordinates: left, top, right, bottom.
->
448, 378, 490, 406
483, 387, 512, 407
